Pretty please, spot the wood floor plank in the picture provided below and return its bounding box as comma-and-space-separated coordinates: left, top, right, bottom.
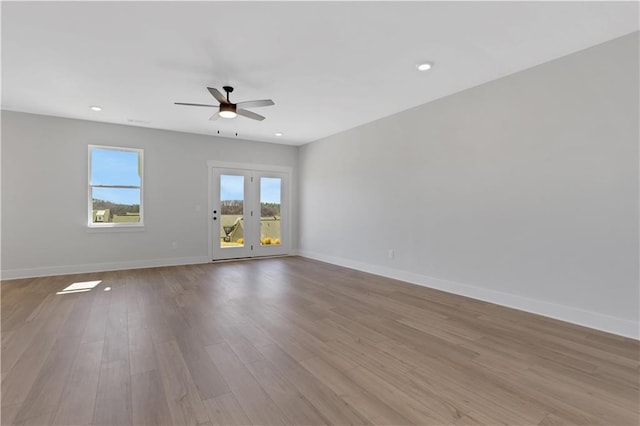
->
244, 358, 329, 425
1, 319, 43, 382
56, 290, 94, 338
223, 305, 276, 348
176, 291, 225, 346
205, 342, 291, 425
175, 324, 231, 400
322, 310, 391, 343
11, 333, 84, 425
92, 359, 132, 426
301, 354, 412, 425
217, 322, 264, 365
128, 317, 157, 376
24, 277, 62, 322
1, 281, 31, 329
202, 393, 251, 426
1, 403, 22, 426
81, 302, 109, 344
52, 340, 104, 426
256, 343, 369, 425
453, 412, 489, 425
538, 412, 573, 426
1, 296, 75, 407
145, 301, 176, 344
372, 339, 551, 423
100, 289, 129, 364
154, 339, 212, 426
131, 370, 172, 426
238, 308, 318, 363
151, 283, 230, 400
8, 407, 56, 426
325, 336, 471, 422
345, 364, 453, 424
2, 257, 638, 425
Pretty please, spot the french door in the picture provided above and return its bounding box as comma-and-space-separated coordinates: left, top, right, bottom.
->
209, 162, 290, 260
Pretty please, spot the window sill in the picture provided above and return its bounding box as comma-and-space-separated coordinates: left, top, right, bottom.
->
87, 224, 145, 233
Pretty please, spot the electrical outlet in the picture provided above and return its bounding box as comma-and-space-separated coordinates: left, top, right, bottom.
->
388, 249, 395, 259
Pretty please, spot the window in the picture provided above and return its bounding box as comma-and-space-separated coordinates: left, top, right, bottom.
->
88, 145, 143, 227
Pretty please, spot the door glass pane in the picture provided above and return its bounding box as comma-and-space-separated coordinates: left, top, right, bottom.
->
260, 177, 281, 245
220, 174, 244, 248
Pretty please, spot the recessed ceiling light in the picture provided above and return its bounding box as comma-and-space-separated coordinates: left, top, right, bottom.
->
275, 132, 283, 137
417, 62, 433, 71
90, 105, 102, 111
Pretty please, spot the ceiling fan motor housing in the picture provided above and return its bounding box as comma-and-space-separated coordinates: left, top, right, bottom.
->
220, 103, 236, 114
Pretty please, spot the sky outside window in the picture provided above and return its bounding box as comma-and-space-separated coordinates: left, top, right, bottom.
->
91, 148, 140, 205
220, 174, 244, 201
260, 177, 281, 204
220, 175, 281, 203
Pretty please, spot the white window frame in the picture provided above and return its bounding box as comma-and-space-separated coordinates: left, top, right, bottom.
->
88, 145, 144, 228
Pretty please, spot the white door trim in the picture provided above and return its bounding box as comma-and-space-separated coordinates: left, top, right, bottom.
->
207, 160, 292, 173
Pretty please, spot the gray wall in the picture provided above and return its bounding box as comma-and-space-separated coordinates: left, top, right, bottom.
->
298, 33, 639, 337
1, 112, 299, 277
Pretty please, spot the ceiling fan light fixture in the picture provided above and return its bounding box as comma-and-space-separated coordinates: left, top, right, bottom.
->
219, 103, 237, 118
219, 110, 237, 118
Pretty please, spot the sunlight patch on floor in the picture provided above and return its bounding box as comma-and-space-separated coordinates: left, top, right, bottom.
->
56, 280, 102, 295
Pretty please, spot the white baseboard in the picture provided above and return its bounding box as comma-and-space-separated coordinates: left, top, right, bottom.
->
1, 256, 211, 280
298, 249, 639, 340
1, 251, 303, 280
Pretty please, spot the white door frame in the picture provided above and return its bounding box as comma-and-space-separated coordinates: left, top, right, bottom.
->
207, 160, 292, 261
211, 167, 254, 260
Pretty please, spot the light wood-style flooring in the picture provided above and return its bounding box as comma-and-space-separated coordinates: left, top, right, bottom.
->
2, 256, 638, 425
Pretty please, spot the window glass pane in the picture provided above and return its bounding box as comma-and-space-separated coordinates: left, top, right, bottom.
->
91, 148, 140, 186
220, 174, 244, 248
92, 187, 140, 223
260, 177, 281, 245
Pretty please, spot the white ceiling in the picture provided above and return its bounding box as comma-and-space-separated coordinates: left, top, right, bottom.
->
2, 1, 638, 146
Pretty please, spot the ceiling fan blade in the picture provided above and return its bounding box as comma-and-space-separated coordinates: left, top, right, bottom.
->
209, 111, 221, 121
237, 109, 265, 121
207, 87, 227, 103
235, 99, 275, 109
175, 102, 218, 107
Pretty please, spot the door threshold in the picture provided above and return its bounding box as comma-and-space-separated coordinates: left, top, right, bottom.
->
211, 254, 291, 263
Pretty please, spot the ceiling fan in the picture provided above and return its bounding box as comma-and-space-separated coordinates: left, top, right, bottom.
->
175, 86, 274, 121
